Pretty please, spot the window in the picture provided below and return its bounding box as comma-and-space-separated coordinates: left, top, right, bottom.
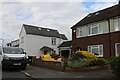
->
76, 28, 82, 37
89, 24, 101, 35
51, 38, 56, 45
21, 37, 24, 43
114, 18, 120, 31
88, 45, 103, 57
115, 43, 120, 56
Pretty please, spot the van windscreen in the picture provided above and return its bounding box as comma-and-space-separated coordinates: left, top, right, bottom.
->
3, 47, 24, 54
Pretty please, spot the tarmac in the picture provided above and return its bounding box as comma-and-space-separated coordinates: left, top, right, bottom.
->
24, 65, 117, 78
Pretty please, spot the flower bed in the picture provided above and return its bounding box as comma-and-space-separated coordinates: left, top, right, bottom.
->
32, 57, 64, 71
66, 65, 109, 72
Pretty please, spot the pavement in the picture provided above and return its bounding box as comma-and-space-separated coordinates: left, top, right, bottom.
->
25, 65, 117, 78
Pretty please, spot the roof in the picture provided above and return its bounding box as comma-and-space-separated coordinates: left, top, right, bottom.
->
71, 4, 120, 29
40, 46, 54, 51
23, 24, 68, 40
58, 40, 72, 48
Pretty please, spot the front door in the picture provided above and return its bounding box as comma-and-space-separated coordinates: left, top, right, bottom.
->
116, 43, 120, 56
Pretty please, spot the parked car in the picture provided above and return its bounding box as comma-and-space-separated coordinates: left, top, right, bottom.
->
1, 47, 28, 70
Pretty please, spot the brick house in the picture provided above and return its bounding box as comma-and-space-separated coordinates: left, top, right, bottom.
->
71, 4, 120, 59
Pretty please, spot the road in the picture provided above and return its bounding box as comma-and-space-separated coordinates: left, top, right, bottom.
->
2, 65, 118, 80
2, 68, 33, 80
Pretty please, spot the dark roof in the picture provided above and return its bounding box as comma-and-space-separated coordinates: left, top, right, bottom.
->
23, 24, 68, 40
71, 4, 120, 29
40, 46, 54, 51
58, 40, 72, 48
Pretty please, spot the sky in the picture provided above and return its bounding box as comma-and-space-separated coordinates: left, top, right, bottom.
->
0, 0, 118, 46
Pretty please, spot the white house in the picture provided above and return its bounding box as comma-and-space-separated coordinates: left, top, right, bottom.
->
19, 24, 68, 57
7, 39, 19, 47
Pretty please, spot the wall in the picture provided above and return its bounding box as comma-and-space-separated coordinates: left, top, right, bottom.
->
32, 57, 64, 71
72, 31, 120, 59
20, 33, 64, 57
76, 18, 119, 39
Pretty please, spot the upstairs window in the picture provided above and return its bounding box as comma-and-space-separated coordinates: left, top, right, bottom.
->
76, 28, 82, 37
114, 18, 120, 31
51, 38, 56, 45
89, 24, 101, 35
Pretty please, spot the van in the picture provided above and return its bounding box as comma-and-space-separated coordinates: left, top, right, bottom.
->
1, 47, 28, 70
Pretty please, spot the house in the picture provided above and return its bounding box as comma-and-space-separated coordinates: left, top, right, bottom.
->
7, 39, 19, 47
71, 4, 120, 59
19, 24, 68, 57
58, 40, 72, 57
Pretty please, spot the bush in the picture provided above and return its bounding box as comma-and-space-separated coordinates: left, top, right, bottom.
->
93, 58, 108, 66
68, 58, 90, 68
71, 51, 86, 61
80, 51, 98, 61
51, 52, 59, 58
109, 56, 120, 76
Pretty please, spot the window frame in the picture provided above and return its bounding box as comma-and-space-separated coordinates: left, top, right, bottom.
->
51, 38, 56, 45
76, 28, 82, 38
89, 24, 101, 36
88, 45, 103, 57
115, 43, 120, 56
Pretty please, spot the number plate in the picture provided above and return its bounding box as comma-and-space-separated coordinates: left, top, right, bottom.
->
13, 63, 21, 65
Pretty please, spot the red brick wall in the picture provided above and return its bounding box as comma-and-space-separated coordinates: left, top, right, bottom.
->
32, 57, 64, 71
72, 30, 120, 59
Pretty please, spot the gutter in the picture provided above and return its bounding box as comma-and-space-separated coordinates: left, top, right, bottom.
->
107, 19, 112, 58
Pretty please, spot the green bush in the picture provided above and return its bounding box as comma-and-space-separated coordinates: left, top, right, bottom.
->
51, 52, 59, 58
71, 52, 86, 61
67, 58, 90, 68
94, 58, 108, 66
109, 56, 120, 76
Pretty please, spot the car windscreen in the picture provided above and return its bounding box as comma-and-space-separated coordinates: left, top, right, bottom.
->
3, 47, 24, 54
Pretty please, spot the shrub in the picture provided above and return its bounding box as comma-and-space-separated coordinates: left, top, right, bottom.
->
80, 51, 98, 61
93, 58, 108, 66
71, 51, 86, 61
109, 56, 120, 76
51, 52, 59, 58
68, 58, 90, 68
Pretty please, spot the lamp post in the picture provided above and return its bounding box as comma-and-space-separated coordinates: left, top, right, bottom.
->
0, 38, 4, 47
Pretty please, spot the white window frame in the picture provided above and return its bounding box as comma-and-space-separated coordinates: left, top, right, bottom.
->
88, 45, 103, 57
114, 18, 120, 31
89, 24, 101, 36
115, 43, 120, 56
51, 38, 56, 45
76, 28, 82, 38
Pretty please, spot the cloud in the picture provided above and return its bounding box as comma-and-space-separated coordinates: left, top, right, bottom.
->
1, 2, 117, 46
89, 2, 117, 12
1, 2, 89, 45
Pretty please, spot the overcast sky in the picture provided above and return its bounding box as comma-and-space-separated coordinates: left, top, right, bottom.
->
0, 0, 118, 45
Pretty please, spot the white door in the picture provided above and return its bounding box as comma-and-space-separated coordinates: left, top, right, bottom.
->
116, 43, 120, 56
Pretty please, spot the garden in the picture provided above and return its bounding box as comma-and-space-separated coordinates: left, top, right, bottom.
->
32, 51, 120, 77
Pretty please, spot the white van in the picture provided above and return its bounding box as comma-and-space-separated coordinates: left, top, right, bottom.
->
1, 47, 28, 70
0, 46, 2, 79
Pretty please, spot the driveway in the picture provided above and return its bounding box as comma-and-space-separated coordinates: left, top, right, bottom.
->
24, 65, 117, 78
